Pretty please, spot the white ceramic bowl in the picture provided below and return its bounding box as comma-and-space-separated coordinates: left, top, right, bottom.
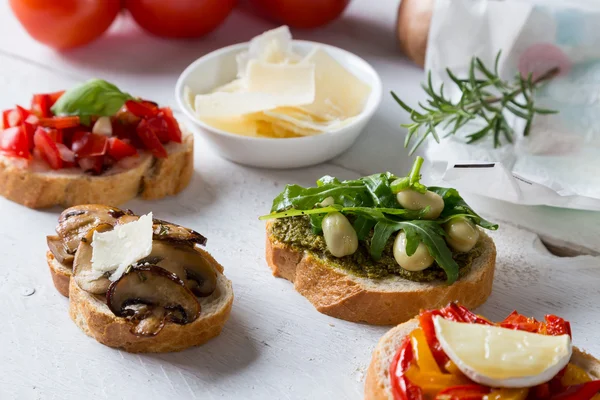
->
175, 40, 382, 169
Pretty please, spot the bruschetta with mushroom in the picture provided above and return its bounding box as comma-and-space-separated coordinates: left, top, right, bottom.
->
261, 157, 497, 325
0, 79, 193, 208
46, 205, 233, 353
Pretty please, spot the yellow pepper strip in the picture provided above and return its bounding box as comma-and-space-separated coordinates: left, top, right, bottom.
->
484, 388, 528, 400
410, 328, 442, 374
561, 363, 592, 386
404, 365, 471, 396
444, 360, 466, 377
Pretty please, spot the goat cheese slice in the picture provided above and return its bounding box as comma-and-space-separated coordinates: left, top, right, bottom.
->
91, 212, 153, 282
433, 316, 572, 388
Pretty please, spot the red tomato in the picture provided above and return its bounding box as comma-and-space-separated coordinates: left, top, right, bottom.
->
33, 127, 62, 169
124, 100, 158, 118
0, 126, 30, 158
9, 0, 120, 49
124, 0, 236, 38
249, 0, 350, 28
107, 137, 137, 161
71, 132, 108, 158
136, 119, 167, 158
160, 107, 183, 143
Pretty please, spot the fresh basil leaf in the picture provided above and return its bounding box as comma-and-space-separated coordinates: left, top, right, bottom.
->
51, 79, 134, 125
353, 216, 376, 240
428, 186, 498, 230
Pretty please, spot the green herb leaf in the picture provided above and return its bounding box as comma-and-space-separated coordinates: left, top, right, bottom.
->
428, 186, 498, 230
392, 50, 560, 153
370, 220, 459, 284
51, 78, 134, 125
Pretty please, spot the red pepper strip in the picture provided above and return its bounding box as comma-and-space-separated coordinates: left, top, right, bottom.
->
499, 311, 541, 333
456, 305, 493, 325
419, 310, 449, 366
390, 336, 424, 400
39, 116, 80, 129
547, 381, 600, 400
435, 384, 490, 400
545, 314, 572, 337
440, 303, 466, 322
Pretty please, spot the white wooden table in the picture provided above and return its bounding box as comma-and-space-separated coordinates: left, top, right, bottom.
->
0, 2, 598, 399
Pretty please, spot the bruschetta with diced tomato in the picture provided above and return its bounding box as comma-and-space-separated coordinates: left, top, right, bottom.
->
0, 79, 193, 208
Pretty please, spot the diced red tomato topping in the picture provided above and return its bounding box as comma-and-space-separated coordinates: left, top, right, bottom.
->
136, 119, 168, 158
31, 94, 51, 118
0, 126, 30, 158
78, 155, 104, 174
71, 132, 108, 158
3, 90, 177, 170
125, 100, 159, 118
3, 109, 22, 128
107, 137, 137, 161
33, 127, 62, 169
160, 107, 183, 143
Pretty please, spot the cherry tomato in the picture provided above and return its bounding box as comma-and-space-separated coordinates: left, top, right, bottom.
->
9, 0, 120, 50
249, 0, 350, 29
125, 0, 236, 38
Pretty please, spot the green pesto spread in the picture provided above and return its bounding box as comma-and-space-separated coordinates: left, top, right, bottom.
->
270, 216, 483, 282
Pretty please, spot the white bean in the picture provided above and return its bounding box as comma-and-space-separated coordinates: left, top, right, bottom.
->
322, 212, 358, 258
396, 189, 444, 219
393, 231, 434, 271
444, 217, 480, 252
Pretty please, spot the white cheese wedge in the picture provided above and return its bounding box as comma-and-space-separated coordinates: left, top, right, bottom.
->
299, 47, 371, 120
91, 212, 153, 282
236, 26, 295, 77
433, 316, 572, 388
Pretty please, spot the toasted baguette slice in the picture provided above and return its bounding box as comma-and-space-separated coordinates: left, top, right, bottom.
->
47, 251, 71, 297
0, 127, 193, 209
365, 318, 600, 399
68, 247, 233, 353
266, 223, 496, 325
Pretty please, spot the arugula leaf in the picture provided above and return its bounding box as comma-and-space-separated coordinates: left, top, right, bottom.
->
369, 220, 458, 283
51, 79, 134, 125
362, 172, 399, 208
428, 187, 498, 230
353, 216, 376, 240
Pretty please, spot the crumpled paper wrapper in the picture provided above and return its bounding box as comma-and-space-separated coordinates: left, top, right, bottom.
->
424, 0, 600, 211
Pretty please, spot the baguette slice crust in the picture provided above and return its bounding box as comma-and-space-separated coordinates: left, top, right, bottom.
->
47, 251, 71, 297
68, 247, 233, 353
266, 223, 496, 325
365, 319, 600, 400
0, 128, 193, 209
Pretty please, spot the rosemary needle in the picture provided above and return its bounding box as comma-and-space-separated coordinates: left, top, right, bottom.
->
393, 51, 559, 154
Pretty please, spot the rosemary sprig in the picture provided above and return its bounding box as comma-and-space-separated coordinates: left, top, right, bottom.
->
393, 51, 559, 154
